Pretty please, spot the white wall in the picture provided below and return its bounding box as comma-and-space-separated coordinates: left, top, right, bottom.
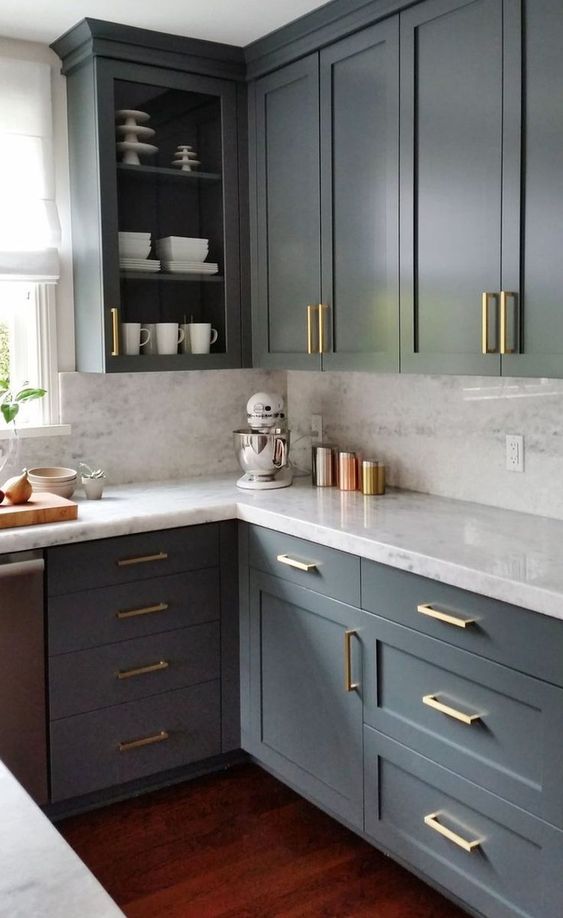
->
287, 371, 563, 521
0, 36, 75, 372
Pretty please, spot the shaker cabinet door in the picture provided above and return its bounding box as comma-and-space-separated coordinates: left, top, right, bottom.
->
400, 0, 507, 375
244, 570, 364, 829
320, 18, 399, 372
250, 56, 322, 369
501, 0, 563, 377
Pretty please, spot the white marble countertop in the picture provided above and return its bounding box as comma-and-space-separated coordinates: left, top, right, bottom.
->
0, 760, 123, 918
1, 475, 563, 621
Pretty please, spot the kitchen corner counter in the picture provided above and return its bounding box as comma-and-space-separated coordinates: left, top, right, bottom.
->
0, 760, 123, 918
1, 475, 563, 621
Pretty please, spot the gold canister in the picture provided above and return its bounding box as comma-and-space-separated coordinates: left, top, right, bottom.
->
338, 450, 357, 491
361, 460, 386, 495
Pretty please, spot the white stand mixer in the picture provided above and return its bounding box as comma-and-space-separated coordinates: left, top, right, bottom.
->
233, 392, 293, 490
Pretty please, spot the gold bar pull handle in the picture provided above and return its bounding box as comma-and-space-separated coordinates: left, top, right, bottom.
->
417, 603, 475, 629
117, 551, 168, 567
276, 553, 317, 572
500, 290, 518, 354
117, 660, 169, 680
423, 693, 481, 725
481, 292, 499, 354
119, 730, 169, 753
318, 303, 328, 354
307, 304, 318, 354
344, 629, 360, 692
424, 812, 481, 853
116, 602, 169, 620
110, 307, 120, 357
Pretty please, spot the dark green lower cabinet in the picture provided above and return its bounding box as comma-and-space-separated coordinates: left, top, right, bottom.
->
243, 570, 364, 829
240, 523, 563, 918
364, 728, 563, 918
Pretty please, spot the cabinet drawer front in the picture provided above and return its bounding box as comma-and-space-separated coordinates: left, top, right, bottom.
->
363, 615, 563, 826
48, 569, 220, 655
50, 623, 220, 720
365, 728, 563, 918
247, 525, 360, 605
47, 525, 219, 595
50, 681, 220, 802
361, 558, 563, 685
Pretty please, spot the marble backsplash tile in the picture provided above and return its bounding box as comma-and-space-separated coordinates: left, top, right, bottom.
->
7, 369, 285, 485
287, 371, 563, 520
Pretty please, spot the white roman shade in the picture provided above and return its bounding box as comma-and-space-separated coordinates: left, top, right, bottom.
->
0, 56, 60, 282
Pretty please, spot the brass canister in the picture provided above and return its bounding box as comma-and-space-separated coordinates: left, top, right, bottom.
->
361, 460, 386, 495
338, 450, 357, 491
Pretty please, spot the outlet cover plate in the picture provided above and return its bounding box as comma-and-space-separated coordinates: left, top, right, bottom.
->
506, 434, 524, 472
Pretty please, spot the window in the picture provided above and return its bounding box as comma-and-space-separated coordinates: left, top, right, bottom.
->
0, 281, 58, 428
0, 54, 61, 433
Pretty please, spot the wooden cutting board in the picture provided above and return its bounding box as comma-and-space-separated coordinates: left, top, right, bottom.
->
0, 492, 78, 529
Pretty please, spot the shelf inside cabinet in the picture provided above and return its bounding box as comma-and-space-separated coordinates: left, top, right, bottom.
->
117, 163, 222, 183
120, 271, 224, 282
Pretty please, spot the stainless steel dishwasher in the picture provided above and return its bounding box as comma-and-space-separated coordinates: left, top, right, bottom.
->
0, 551, 47, 803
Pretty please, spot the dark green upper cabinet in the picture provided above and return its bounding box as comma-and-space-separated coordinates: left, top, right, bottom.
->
53, 20, 246, 372
250, 19, 399, 372
400, 0, 517, 375
320, 19, 399, 372
501, 0, 563, 377
250, 56, 322, 369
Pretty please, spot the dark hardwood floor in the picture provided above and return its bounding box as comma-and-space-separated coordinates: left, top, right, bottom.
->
60, 763, 467, 917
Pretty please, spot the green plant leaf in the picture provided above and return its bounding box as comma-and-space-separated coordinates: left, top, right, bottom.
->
15, 387, 47, 402
1, 403, 19, 424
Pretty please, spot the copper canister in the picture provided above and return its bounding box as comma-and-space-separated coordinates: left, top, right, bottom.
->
361, 460, 386, 495
338, 450, 357, 491
312, 445, 337, 487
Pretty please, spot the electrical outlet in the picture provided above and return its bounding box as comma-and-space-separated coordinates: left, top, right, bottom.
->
506, 434, 524, 472
311, 414, 323, 443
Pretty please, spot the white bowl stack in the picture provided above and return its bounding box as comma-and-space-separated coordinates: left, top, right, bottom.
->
156, 236, 218, 274
28, 467, 77, 499
118, 232, 160, 272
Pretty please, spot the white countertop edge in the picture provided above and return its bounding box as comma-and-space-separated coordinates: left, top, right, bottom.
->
1, 477, 563, 622
0, 761, 123, 918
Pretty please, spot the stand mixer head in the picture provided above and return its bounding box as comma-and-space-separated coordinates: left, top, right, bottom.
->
233, 392, 293, 490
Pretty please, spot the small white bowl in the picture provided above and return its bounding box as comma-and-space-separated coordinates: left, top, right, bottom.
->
28, 466, 77, 483
31, 479, 77, 499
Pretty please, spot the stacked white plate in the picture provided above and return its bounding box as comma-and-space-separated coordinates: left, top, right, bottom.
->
156, 236, 218, 274
119, 232, 160, 271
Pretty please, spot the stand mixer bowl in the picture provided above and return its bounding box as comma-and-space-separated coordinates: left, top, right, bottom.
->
233, 428, 290, 481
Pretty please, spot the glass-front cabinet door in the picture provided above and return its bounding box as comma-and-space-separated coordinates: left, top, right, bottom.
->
72, 58, 241, 372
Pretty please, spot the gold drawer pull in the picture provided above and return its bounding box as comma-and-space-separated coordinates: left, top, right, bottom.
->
117, 551, 168, 567
117, 660, 169, 680
424, 812, 481, 852
344, 629, 360, 692
417, 603, 475, 629
118, 730, 169, 753
423, 694, 481, 725
276, 553, 317, 572
116, 602, 169, 620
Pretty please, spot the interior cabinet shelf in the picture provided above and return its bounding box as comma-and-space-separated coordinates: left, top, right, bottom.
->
120, 271, 224, 282
117, 163, 222, 183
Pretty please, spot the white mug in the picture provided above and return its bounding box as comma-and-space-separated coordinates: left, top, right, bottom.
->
121, 322, 151, 356
142, 323, 157, 355
188, 323, 218, 354
155, 322, 185, 355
